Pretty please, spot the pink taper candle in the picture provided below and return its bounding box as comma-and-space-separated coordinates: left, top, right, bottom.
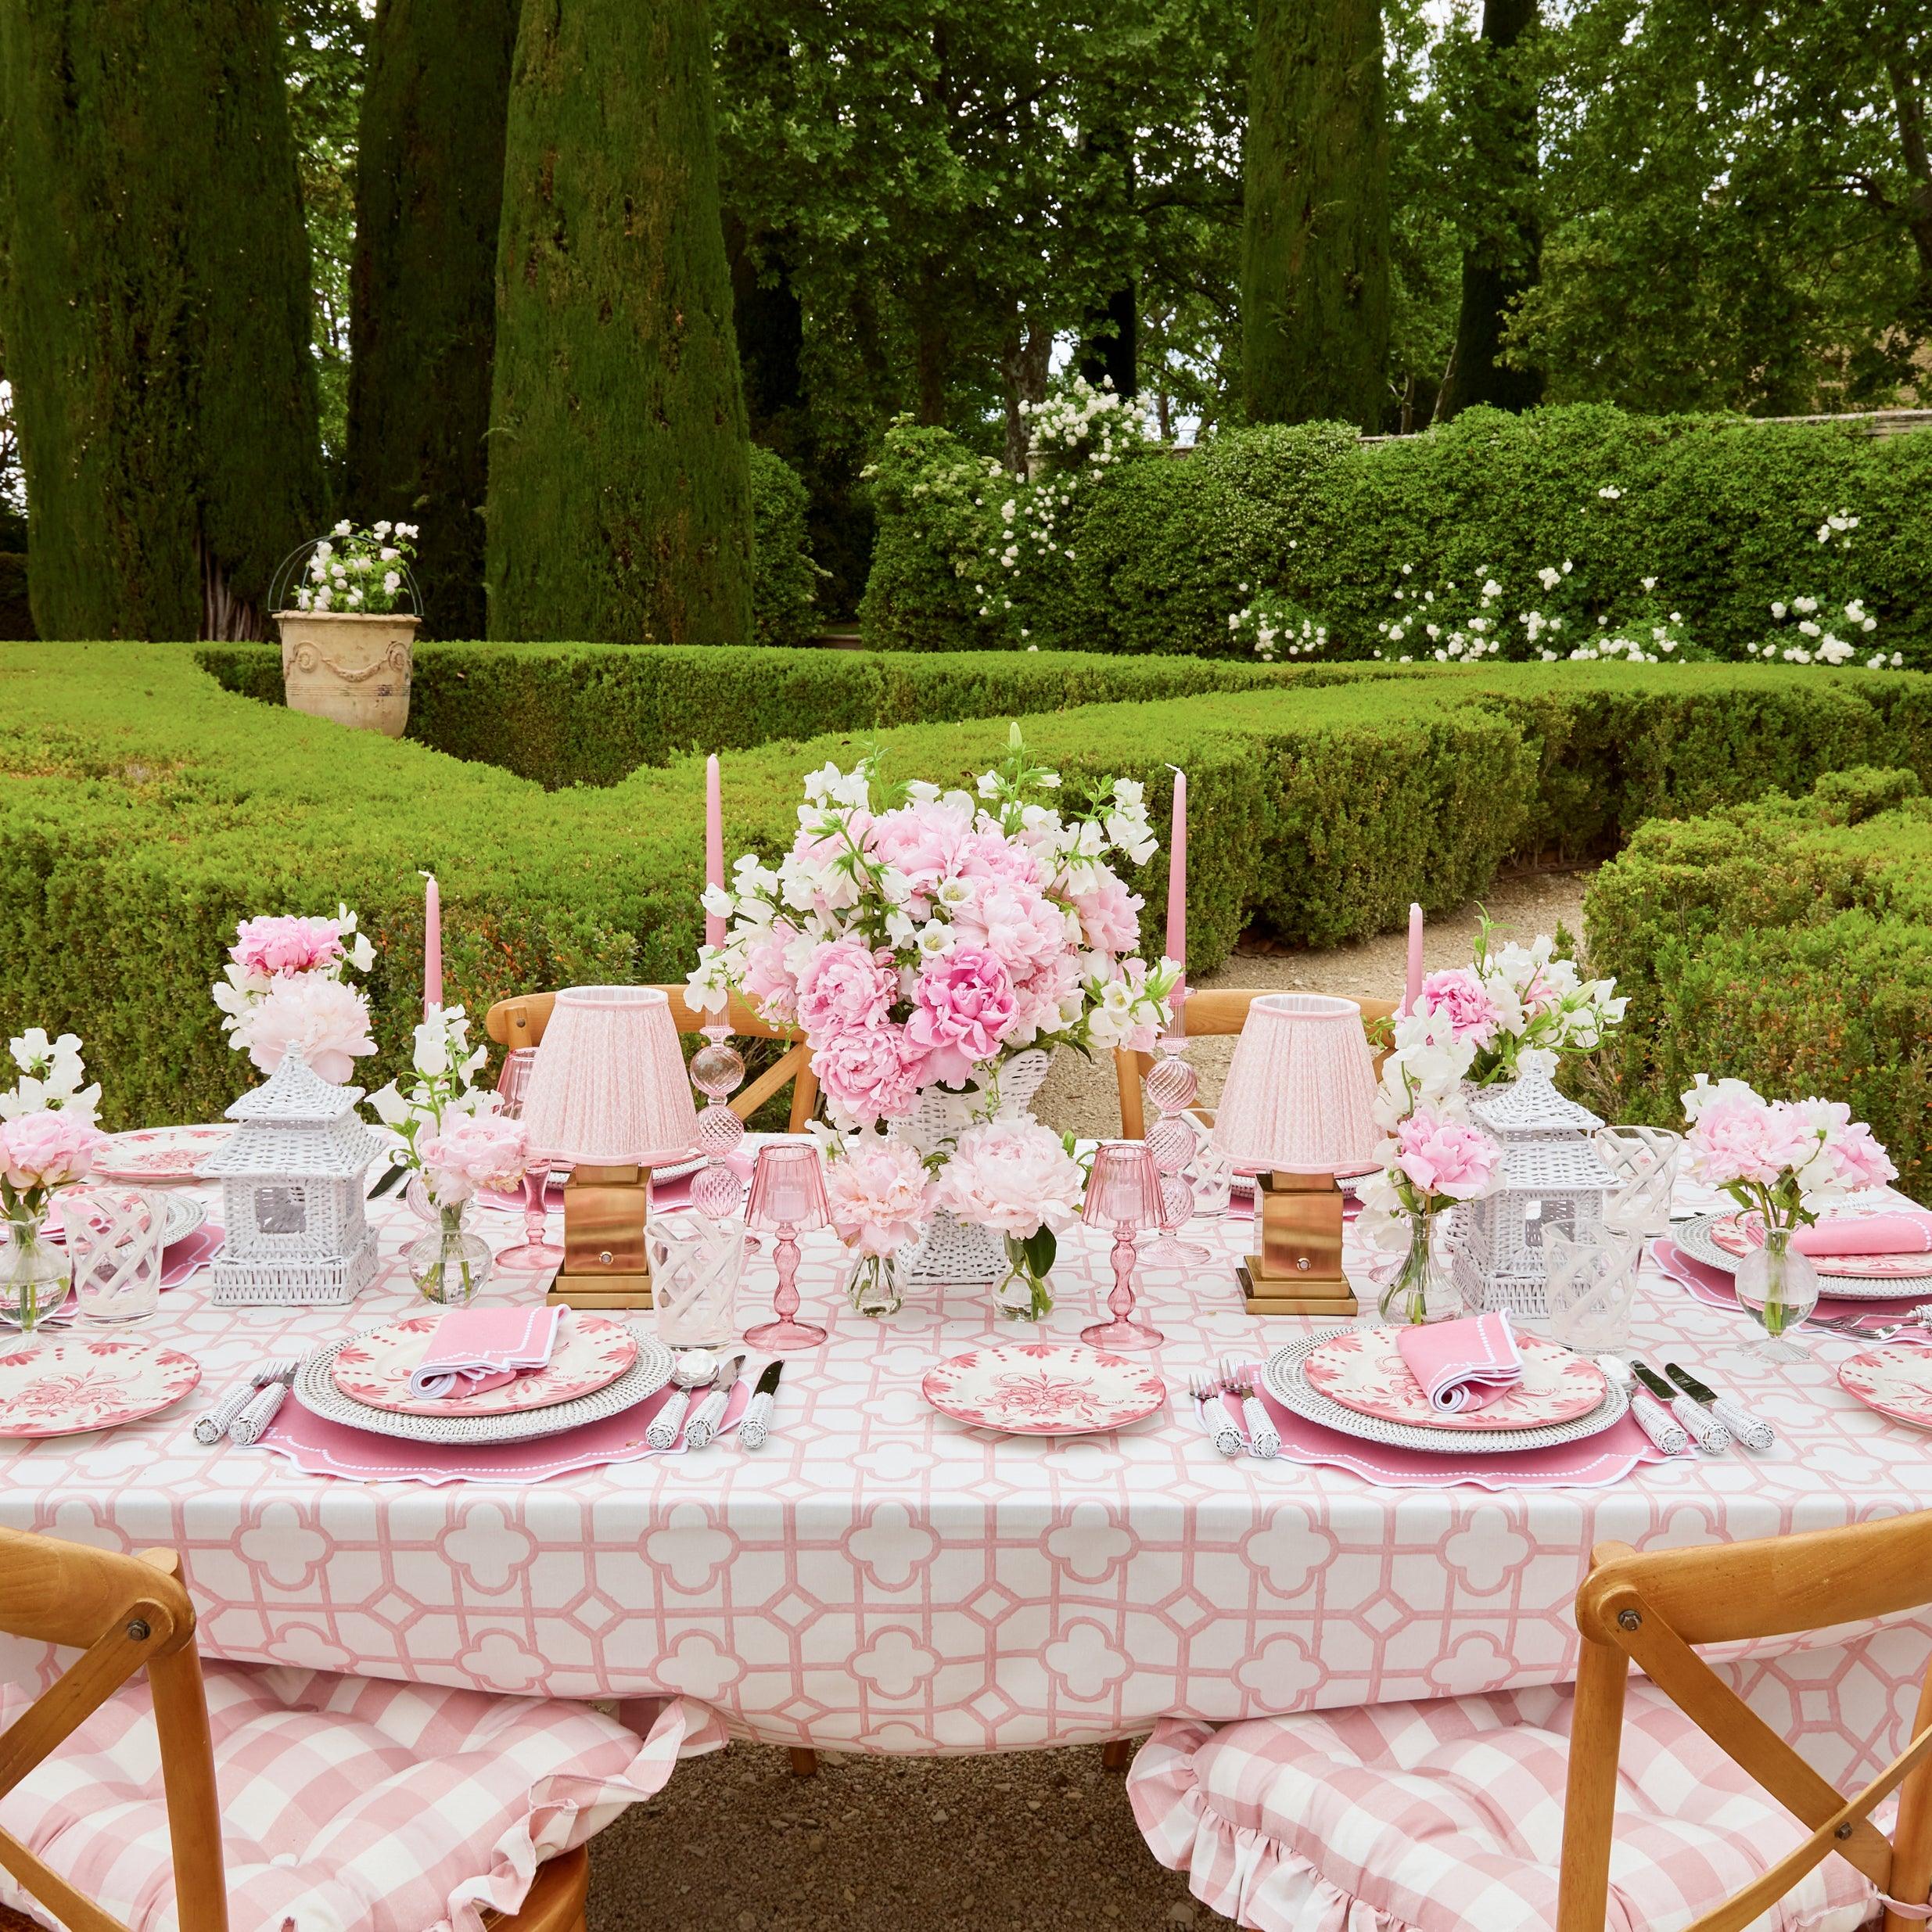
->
1165, 767, 1187, 970
1404, 901, 1424, 1013
423, 872, 443, 1014
705, 755, 726, 950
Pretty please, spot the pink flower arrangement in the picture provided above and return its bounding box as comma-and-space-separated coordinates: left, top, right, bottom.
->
903, 948, 1019, 1087
932, 1119, 1084, 1239
1390, 1111, 1500, 1202
1417, 968, 1503, 1050
1, 1109, 106, 1196
418, 1115, 530, 1203
796, 939, 898, 1042
1683, 1077, 1897, 1219
231, 914, 346, 979
824, 1137, 932, 1256
213, 902, 378, 1085
242, 975, 377, 1086
813, 1025, 926, 1129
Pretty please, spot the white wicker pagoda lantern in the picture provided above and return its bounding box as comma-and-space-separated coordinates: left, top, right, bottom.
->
201, 1047, 382, 1305
1450, 1072, 1618, 1318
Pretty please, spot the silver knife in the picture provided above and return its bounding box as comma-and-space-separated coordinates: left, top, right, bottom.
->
684, 1351, 745, 1450
740, 1360, 784, 1450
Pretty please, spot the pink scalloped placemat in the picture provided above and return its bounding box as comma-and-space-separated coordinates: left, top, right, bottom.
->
1650, 1238, 1932, 1332
252, 1377, 749, 1485
1231, 1365, 1664, 1492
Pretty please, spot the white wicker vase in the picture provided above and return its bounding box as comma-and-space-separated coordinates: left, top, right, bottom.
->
890, 1049, 1054, 1284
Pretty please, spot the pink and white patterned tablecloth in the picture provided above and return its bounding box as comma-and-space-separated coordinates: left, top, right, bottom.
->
2, 1170, 1930, 1770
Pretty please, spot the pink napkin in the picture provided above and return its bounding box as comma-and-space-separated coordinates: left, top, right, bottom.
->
408, 1305, 562, 1400
1393, 1309, 1523, 1413
1779, 1213, 1932, 1258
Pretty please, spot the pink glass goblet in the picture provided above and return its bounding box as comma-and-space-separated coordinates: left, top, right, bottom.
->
495, 1157, 565, 1270
1079, 1140, 1165, 1351
1142, 1044, 1211, 1266
744, 1144, 829, 1351
494, 1047, 539, 1120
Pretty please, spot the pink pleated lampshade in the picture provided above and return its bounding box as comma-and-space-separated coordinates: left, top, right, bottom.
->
1212, 993, 1380, 1175
519, 986, 698, 1165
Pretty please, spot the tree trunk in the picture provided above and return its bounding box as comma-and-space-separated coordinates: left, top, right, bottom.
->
1001, 316, 1054, 474
1435, 0, 1544, 421
347, 0, 519, 641
724, 214, 806, 431
0, 0, 322, 639
1885, 57, 1932, 329
487, 0, 752, 645
1242, 0, 1392, 431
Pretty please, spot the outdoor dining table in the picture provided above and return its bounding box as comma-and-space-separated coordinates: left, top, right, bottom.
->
3, 1162, 1930, 1785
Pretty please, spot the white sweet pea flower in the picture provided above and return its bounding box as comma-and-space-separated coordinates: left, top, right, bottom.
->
412, 1018, 451, 1077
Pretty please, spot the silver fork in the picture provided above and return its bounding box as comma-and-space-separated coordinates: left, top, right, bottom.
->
1188, 1367, 1244, 1458
1808, 1316, 1920, 1344
1217, 1354, 1281, 1460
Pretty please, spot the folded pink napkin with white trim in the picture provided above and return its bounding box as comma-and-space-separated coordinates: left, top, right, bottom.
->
1783, 1212, 1932, 1258
1394, 1309, 1524, 1413
408, 1305, 562, 1400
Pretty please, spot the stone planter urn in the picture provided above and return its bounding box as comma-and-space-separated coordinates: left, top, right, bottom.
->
275, 610, 419, 738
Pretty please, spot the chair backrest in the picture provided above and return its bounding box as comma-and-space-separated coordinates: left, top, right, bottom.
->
1114, 989, 1399, 1138
1557, 1513, 1932, 1932
483, 986, 820, 1134
0, 1528, 228, 1932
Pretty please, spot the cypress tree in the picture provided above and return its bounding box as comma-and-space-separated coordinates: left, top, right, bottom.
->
1435, 0, 1544, 420
487, 0, 752, 645
0, 0, 322, 639
347, 0, 518, 640
1241, 0, 1392, 431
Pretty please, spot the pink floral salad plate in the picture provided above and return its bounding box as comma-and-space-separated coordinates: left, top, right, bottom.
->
92, 1123, 232, 1183
1708, 1212, 1930, 1281
330, 1312, 637, 1418
922, 1343, 1167, 1438
1302, 1328, 1609, 1433
1838, 1351, 1932, 1433
0, 1336, 202, 1438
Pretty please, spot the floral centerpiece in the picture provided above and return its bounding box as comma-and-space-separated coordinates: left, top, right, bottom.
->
0, 1029, 106, 1331
822, 1134, 932, 1316
1682, 1076, 1895, 1356
407, 1114, 529, 1305
690, 727, 1178, 1285
1417, 918, 1626, 1086
213, 907, 377, 1086
933, 1119, 1087, 1320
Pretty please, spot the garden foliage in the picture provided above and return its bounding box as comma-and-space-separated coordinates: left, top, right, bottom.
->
2, 645, 1926, 1130
1583, 768, 1932, 1194
860, 404, 1932, 667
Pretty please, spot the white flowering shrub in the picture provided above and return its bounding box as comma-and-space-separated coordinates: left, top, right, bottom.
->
1226, 587, 1327, 660
294, 520, 418, 614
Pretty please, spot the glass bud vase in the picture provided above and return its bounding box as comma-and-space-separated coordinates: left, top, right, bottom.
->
1733, 1224, 1819, 1362
408, 1201, 492, 1306
1, 1211, 70, 1338
993, 1234, 1054, 1323
1377, 1211, 1460, 1327
845, 1250, 904, 1320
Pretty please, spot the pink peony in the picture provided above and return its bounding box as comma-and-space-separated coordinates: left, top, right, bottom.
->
954, 829, 1042, 890
1687, 1097, 1815, 1189
824, 1137, 931, 1255
419, 1115, 528, 1201
866, 800, 975, 906
1418, 970, 1504, 1049
243, 975, 376, 1085
1009, 951, 1081, 1040
812, 1024, 926, 1128
1823, 1116, 1897, 1192
795, 938, 899, 1045
1069, 874, 1141, 956
741, 922, 802, 1027
954, 881, 1068, 985
1392, 1111, 1499, 1201
1, 1108, 106, 1191
934, 1119, 1084, 1238
231, 914, 344, 979
903, 947, 1018, 1086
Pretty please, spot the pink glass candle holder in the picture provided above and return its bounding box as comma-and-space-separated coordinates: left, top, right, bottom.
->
690, 1022, 748, 1219
1142, 1040, 1211, 1267
494, 1047, 539, 1120
496, 1156, 564, 1271
1080, 1141, 1165, 1351
745, 1144, 830, 1351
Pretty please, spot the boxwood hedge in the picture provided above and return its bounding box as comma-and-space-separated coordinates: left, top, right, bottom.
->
2, 643, 1927, 1129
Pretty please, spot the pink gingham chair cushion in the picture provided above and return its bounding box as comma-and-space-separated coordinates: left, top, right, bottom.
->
0, 1664, 719, 1932
1129, 1684, 1883, 1932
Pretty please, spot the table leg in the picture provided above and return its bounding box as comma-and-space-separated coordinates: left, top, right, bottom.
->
788, 1747, 819, 1777
1101, 1738, 1133, 1772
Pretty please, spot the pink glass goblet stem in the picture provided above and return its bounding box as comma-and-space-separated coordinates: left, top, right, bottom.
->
497, 1161, 564, 1270
1083, 1224, 1164, 1351
745, 1226, 826, 1351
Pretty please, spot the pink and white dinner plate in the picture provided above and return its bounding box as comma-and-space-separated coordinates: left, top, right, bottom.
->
1302, 1327, 1609, 1433
1709, 1212, 1931, 1281
0, 1336, 202, 1438
1837, 1351, 1932, 1432
922, 1343, 1166, 1438
92, 1123, 231, 1183
330, 1312, 637, 1418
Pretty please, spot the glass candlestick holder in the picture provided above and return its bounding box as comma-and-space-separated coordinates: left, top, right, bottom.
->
690, 1022, 748, 1220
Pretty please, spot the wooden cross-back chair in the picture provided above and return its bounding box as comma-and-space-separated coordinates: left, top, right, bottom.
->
1557, 1516, 1932, 1932
484, 986, 819, 1134
0, 1528, 591, 1932
1115, 989, 1399, 1138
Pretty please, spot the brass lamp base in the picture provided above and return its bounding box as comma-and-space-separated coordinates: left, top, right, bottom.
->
547, 1162, 654, 1310
1240, 1169, 1358, 1317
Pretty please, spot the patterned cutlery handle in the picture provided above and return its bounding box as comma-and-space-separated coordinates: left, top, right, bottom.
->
646, 1387, 693, 1451
684, 1387, 731, 1451
1629, 1392, 1690, 1457
1711, 1396, 1775, 1451
1240, 1395, 1280, 1460
740, 1391, 775, 1451
228, 1381, 287, 1446
194, 1379, 258, 1446
1671, 1393, 1733, 1453
1195, 1395, 1244, 1459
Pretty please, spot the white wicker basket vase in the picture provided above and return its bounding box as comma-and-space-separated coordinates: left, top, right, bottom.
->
892, 1050, 1054, 1284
